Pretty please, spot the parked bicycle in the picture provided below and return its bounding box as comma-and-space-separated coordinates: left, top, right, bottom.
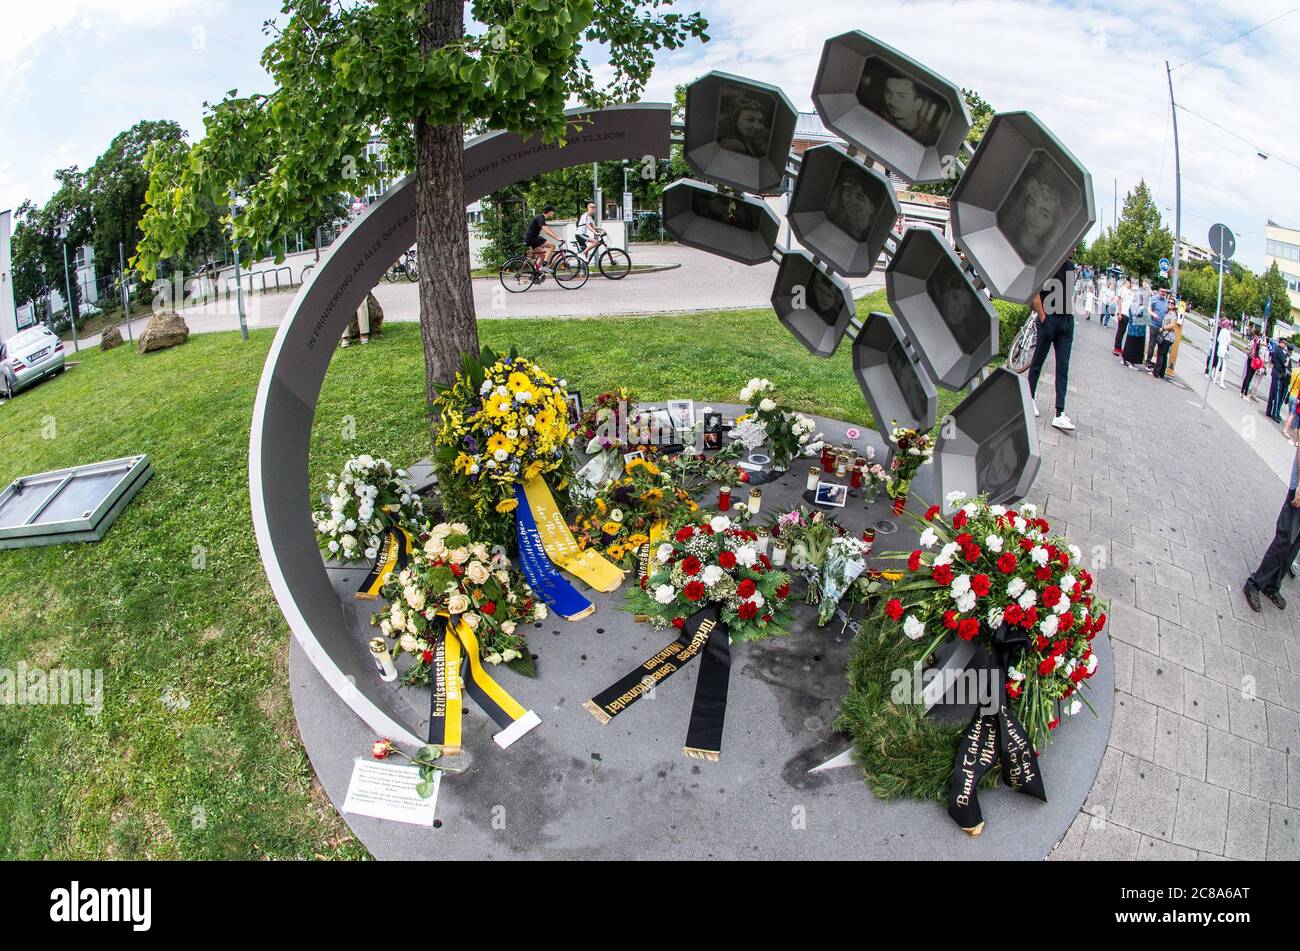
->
568, 231, 632, 280
1006, 314, 1038, 373
499, 246, 588, 293
385, 247, 419, 283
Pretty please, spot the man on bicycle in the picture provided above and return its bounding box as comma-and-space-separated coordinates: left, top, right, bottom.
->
524, 206, 562, 271
576, 201, 604, 257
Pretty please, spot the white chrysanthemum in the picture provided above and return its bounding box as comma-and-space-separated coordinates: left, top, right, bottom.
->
653, 584, 676, 605
902, 615, 926, 640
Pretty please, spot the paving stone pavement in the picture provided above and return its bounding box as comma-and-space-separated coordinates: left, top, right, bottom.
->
1035, 315, 1300, 861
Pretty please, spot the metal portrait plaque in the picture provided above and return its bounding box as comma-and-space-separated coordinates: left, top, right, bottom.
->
851, 310, 937, 437
935, 367, 1040, 511
950, 111, 1096, 304
685, 71, 798, 194
885, 227, 999, 390
771, 250, 856, 357
787, 144, 900, 277
662, 179, 781, 266
811, 31, 970, 184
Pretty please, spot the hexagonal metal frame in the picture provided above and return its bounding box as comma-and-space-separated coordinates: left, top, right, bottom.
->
811, 31, 971, 184
950, 111, 1096, 305
787, 144, 900, 278
934, 367, 1040, 511
885, 227, 999, 390
851, 310, 937, 437
661, 179, 781, 266
771, 250, 856, 358
685, 71, 799, 195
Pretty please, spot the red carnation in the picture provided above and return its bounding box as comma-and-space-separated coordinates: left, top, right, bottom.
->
1042, 585, 1062, 608
675, 526, 695, 542
958, 618, 980, 641
422, 650, 434, 664
1059, 612, 1075, 632
1094, 612, 1107, 632
971, 573, 991, 596
737, 578, 757, 599
907, 549, 922, 572
762, 613, 772, 622
1006, 680, 1022, 699
932, 564, 954, 586
684, 580, 706, 602
924, 505, 940, 521
1072, 582, 1083, 599
682, 556, 702, 576
759, 555, 772, 570
1037, 657, 1056, 676
942, 609, 959, 630
997, 552, 1018, 574
1048, 717, 1060, 730
718, 550, 737, 569
1035, 635, 1050, 651
955, 533, 973, 546
885, 598, 904, 622
737, 601, 758, 621
700, 525, 715, 536
482, 600, 496, 616
449, 563, 464, 577
952, 509, 968, 529
775, 582, 791, 599
1018, 537, 1036, 551
1035, 566, 1052, 582
672, 617, 685, 629
962, 544, 981, 562
1024, 606, 1039, 626
1004, 604, 1024, 625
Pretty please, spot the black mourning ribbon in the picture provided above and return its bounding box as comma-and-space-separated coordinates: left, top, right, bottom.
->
946, 622, 1047, 834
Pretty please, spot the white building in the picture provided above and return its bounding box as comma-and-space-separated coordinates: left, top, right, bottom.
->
1, 209, 16, 341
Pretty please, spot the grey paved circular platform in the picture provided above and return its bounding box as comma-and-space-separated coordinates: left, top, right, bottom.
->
291, 411, 1114, 859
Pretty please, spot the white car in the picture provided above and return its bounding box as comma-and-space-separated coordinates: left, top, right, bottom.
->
0, 325, 67, 399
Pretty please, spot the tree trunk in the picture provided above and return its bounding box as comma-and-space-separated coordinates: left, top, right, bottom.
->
416, 0, 477, 425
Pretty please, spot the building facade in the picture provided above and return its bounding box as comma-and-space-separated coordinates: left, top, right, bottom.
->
1265, 220, 1300, 322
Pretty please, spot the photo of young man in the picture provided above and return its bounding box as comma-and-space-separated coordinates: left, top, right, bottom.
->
855, 57, 949, 147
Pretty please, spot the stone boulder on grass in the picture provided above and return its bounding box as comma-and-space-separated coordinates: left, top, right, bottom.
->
137, 311, 190, 354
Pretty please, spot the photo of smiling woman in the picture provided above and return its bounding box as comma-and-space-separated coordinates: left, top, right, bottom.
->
926, 262, 985, 353
825, 162, 881, 243
716, 85, 776, 158
997, 152, 1076, 264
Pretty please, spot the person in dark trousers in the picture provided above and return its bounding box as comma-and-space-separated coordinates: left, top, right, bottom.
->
1266, 341, 1292, 422
1244, 427, 1300, 612
1144, 287, 1170, 372
1242, 328, 1265, 397
1027, 259, 1077, 431
1152, 305, 1176, 379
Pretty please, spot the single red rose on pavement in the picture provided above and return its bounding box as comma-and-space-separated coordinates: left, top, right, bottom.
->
885, 598, 904, 622
372, 739, 394, 760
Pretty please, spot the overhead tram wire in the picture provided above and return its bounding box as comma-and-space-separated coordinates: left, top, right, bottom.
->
1170, 4, 1300, 71
1175, 103, 1300, 174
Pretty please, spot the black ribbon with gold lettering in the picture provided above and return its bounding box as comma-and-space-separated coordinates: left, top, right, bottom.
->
585, 604, 732, 760
356, 528, 413, 599
947, 623, 1047, 834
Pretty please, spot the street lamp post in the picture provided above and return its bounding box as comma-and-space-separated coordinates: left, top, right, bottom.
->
60, 237, 79, 353
1165, 61, 1182, 300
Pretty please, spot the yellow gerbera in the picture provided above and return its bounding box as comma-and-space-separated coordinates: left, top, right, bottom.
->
608, 544, 625, 560
487, 433, 512, 454
601, 520, 622, 536
486, 391, 513, 418
454, 452, 476, 475
495, 498, 518, 514
507, 371, 533, 393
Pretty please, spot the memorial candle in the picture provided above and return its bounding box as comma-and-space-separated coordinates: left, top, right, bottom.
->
370, 637, 399, 682
806, 466, 822, 491
771, 538, 788, 567
747, 487, 762, 515
718, 485, 732, 512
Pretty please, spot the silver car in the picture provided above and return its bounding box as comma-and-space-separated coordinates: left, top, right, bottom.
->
0, 325, 66, 399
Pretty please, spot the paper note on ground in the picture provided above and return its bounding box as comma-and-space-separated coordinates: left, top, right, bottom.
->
342, 759, 440, 826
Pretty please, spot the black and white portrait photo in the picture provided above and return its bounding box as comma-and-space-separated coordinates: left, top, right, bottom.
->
691, 189, 764, 231
825, 162, 880, 243
996, 151, 1076, 264
975, 423, 1029, 502
886, 340, 927, 423
716, 83, 776, 158
925, 263, 986, 353
807, 268, 846, 327
855, 57, 950, 147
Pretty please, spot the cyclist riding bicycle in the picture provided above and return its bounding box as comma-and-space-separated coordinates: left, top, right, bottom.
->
524, 205, 562, 272
575, 200, 605, 253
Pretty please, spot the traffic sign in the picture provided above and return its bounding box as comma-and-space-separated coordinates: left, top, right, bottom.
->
1208, 223, 1236, 260
1158, 257, 1170, 275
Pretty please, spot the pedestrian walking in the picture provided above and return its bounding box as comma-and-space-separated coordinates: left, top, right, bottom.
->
1244, 419, 1300, 613
1266, 340, 1292, 422
1152, 304, 1178, 379
1121, 295, 1148, 368
1242, 328, 1266, 397
1098, 278, 1115, 327
1145, 287, 1171, 372
1027, 258, 1078, 431
1212, 319, 1232, 387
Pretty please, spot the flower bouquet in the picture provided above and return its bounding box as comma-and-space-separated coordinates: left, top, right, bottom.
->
624, 513, 793, 643
772, 506, 872, 625
878, 494, 1106, 749
432, 347, 576, 549
737, 378, 823, 470
570, 456, 700, 569
314, 454, 427, 562
374, 521, 548, 679
884, 426, 934, 514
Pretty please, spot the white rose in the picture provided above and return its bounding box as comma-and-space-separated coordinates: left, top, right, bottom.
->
399, 633, 419, 653
534, 603, 549, 621
430, 523, 451, 539
466, 561, 491, 585
653, 584, 676, 605
449, 547, 470, 565
404, 586, 426, 611
501, 648, 522, 663
902, 615, 926, 640
501, 621, 516, 636
759, 397, 776, 413
447, 593, 470, 615
390, 605, 406, 631
461, 612, 481, 630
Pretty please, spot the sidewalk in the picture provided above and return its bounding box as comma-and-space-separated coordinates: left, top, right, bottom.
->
1028, 314, 1299, 860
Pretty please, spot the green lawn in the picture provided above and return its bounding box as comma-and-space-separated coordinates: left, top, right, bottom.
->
0, 291, 980, 858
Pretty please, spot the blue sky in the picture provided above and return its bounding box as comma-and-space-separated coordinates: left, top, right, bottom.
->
3, 0, 1298, 270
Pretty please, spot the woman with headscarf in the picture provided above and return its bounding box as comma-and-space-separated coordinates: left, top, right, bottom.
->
1121, 289, 1148, 368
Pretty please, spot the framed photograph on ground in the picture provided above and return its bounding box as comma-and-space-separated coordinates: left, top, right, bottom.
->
702, 411, 723, 450
814, 481, 849, 508
623, 450, 646, 466
566, 391, 583, 427
668, 399, 695, 433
